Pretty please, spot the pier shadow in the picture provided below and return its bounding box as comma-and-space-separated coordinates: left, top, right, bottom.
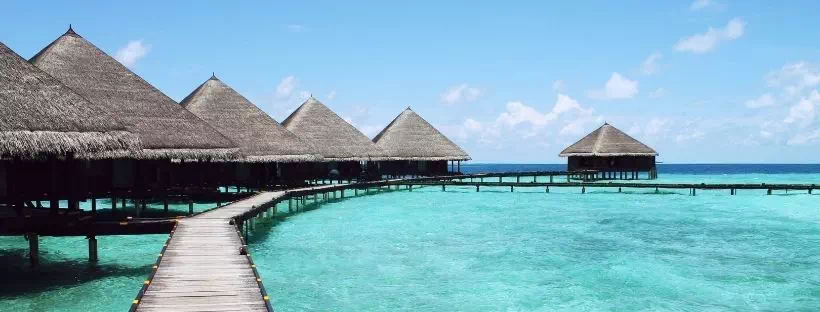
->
0, 248, 151, 297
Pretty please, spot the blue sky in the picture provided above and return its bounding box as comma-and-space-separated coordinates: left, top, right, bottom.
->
3, 1, 820, 163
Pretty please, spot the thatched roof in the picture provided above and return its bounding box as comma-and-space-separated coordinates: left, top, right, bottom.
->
373, 108, 470, 161
180, 75, 322, 162
282, 97, 384, 161
30, 27, 238, 160
0, 41, 141, 159
559, 122, 658, 157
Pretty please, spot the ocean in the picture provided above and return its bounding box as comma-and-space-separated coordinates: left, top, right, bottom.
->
1, 164, 819, 311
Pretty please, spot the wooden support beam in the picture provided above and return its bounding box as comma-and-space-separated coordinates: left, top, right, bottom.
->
91, 195, 97, 214
28, 233, 38, 267
188, 199, 194, 215
88, 236, 98, 262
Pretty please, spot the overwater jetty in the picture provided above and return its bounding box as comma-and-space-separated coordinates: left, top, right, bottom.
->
393, 173, 817, 195
130, 181, 394, 312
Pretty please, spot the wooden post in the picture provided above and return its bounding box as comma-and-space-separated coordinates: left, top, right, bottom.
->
88, 236, 98, 262
510, 186, 514, 192
550, 175, 553, 183
693, 188, 696, 196
163, 198, 169, 213
442, 185, 445, 192
655, 187, 659, 194
516, 176, 520, 183
582, 186, 585, 194
111, 196, 117, 211
545, 186, 549, 193
498, 177, 502, 183
354, 188, 358, 196
476, 185, 479, 192
28, 233, 39, 267
91, 195, 97, 214
409, 185, 413, 192
188, 199, 194, 215
618, 187, 621, 193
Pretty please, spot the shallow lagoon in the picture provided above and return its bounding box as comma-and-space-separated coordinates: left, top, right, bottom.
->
250, 173, 820, 311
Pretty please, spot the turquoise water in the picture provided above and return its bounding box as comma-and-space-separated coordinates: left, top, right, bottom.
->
0, 234, 166, 312
250, 173, 820, 311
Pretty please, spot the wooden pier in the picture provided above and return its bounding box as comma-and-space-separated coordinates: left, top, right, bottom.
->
132, 193, 279, 312
387, 175, 817, 195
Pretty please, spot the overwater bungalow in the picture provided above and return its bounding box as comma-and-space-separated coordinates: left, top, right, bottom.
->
559, 122, 658, 179
30, 27, 239, 194
180, 75, 322, 186
373, 107, 470, 177
0, 41, 141, 214
282, 97, 384, 181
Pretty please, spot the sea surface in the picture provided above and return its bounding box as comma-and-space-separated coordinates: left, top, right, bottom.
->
1, 164, 819, 311
249, 164, 820, 311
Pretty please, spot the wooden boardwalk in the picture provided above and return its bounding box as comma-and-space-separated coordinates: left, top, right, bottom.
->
133, 192, 282, 312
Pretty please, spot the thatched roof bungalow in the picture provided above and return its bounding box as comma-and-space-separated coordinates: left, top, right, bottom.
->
282, 97, 383, 161
181, 75, 321, 163
30, 27, 238, 160
374, 108, 470, 161
559, 122, 658, 179
0, 41, 140, 159
373, 108, 469, 175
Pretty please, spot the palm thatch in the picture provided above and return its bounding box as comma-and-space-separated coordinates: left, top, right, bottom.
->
180, 75, 322, 162
559, 122, 657, 157
282, 97, 384, 161
0, 41, 141, 159
30, 27, 239, 160
373, 108, 470, 161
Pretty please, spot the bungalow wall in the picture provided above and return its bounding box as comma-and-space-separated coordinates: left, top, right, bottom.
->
567, 156, 656, 172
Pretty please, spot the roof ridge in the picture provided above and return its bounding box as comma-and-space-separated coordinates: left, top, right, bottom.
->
592, 123, 607, 153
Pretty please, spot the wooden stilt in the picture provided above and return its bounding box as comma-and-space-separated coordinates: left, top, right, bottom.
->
28, 233, 39, 267
188, 199, 194, 215
476, 185, 479, 192
91, 195, 97, 214
582, 186, 586, 194
88, 236, 98, 262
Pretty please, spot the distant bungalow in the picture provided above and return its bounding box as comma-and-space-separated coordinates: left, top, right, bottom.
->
559, 122, 658, 179
373, 107, 470, 176
180, 75, 322, 186
282, 97, 384, 180
30, 27, 239, 189
0, 41, 141, 211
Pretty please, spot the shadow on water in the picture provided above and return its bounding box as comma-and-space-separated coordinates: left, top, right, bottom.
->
0, 248, 151, 297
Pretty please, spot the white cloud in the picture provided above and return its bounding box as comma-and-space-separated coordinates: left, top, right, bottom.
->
115, 40, 150, 68
298, 90, 311, 100
552, 80, 566, 92
640, 52, 662, 75
674, 18, 745, 53
327, 90, 337, 100
690, 0, 714, 11
676, 130, 706, 143
276, 76, 296, 99
648, 88, 666, 99
463, 118, 483, 132
559, 115, 603, 136
744, 93, 775, 108
787, 129, 820, 145
440, 83, 482, 105
784, 90, 819, 127
644, 118, 671, 137
587, 72, 639, 100
497, 101, 556, 128
765, 62, 820, 97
